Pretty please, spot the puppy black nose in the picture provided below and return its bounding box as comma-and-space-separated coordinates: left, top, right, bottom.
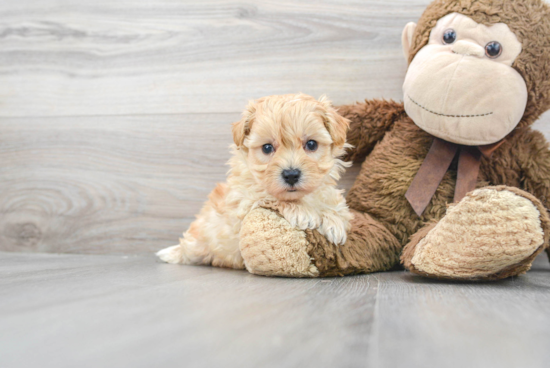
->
282, 169, 301, 186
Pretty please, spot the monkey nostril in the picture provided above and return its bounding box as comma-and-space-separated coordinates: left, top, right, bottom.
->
282, 169, 301, 186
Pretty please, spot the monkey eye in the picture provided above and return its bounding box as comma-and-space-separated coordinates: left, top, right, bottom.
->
485, 41, 502, 58
262, 144, 275, 154
442, 29, 457, 44
305, 140, 318, 152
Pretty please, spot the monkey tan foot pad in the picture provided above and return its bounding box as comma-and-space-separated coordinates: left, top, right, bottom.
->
240, 207, 319, 277
240, 207, 401, 278
402, 186, 550, 281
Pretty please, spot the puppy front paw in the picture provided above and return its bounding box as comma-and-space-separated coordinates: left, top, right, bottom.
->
318, 214, 349, 246
284, 209, 322, 231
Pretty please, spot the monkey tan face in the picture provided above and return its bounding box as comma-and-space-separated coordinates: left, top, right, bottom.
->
402, 13, 528, 145
233, 95, 349, 202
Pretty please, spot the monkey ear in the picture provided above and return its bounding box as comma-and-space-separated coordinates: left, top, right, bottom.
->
402, 22, 417, 61
319, 95, 350, 148
232, 100, 256, 147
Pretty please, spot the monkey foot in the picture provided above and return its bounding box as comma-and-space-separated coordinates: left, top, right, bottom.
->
240, 206, 402, 278
402, 186, 550, 281
239, 207, 320, 277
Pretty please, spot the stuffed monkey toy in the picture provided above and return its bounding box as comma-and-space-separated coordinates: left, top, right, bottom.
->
239, 0, 550, 280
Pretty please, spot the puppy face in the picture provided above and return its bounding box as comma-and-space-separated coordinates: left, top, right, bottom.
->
232, 94, 349, 201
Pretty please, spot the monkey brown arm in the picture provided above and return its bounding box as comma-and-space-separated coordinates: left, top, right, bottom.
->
514, 128, 550, 260
337, 99, 406, 163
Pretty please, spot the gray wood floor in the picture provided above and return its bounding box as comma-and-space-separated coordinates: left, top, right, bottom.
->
1, 251, 549, 368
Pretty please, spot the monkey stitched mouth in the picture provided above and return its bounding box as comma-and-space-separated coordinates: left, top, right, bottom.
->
408, 95, 493, 118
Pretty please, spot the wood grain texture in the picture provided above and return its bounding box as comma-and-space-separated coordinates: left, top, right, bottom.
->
0, 251, 548, 368
369, 256, 550, 368
1, 0, 549, 254
0, 113, 238, 253
0, 0, 428, 117
0, 252, 377, 368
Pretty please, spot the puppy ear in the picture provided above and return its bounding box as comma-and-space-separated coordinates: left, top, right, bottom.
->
232, 100, 256, 147
319, 95, 350, 147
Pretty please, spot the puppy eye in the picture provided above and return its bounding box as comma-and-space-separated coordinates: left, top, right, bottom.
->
305, 140, 318, 152
442, 29, 457, 44
262, 144, 274, 155
485, 41, 502, 58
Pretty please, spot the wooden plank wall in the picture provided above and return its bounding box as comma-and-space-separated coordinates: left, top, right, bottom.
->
1, 0, 549, 254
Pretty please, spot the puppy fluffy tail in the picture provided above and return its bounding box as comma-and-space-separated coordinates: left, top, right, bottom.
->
156, 233, 212, 265
156, 245, 185, 264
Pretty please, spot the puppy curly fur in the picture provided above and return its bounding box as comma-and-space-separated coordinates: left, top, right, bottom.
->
157, 94, 352, 269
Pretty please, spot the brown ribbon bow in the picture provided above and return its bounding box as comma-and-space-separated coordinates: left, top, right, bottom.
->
405, 138, 505, 217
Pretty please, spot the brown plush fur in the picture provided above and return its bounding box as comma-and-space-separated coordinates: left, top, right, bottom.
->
346, 109, 452, 246
340, 100, 408, 163
339, 100, 550, 279
305, 210, 402, 277
335, 0, 550, 280
345, 103, 550, 238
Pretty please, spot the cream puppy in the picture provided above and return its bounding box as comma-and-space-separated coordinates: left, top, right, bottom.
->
157, 94, 353, 269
